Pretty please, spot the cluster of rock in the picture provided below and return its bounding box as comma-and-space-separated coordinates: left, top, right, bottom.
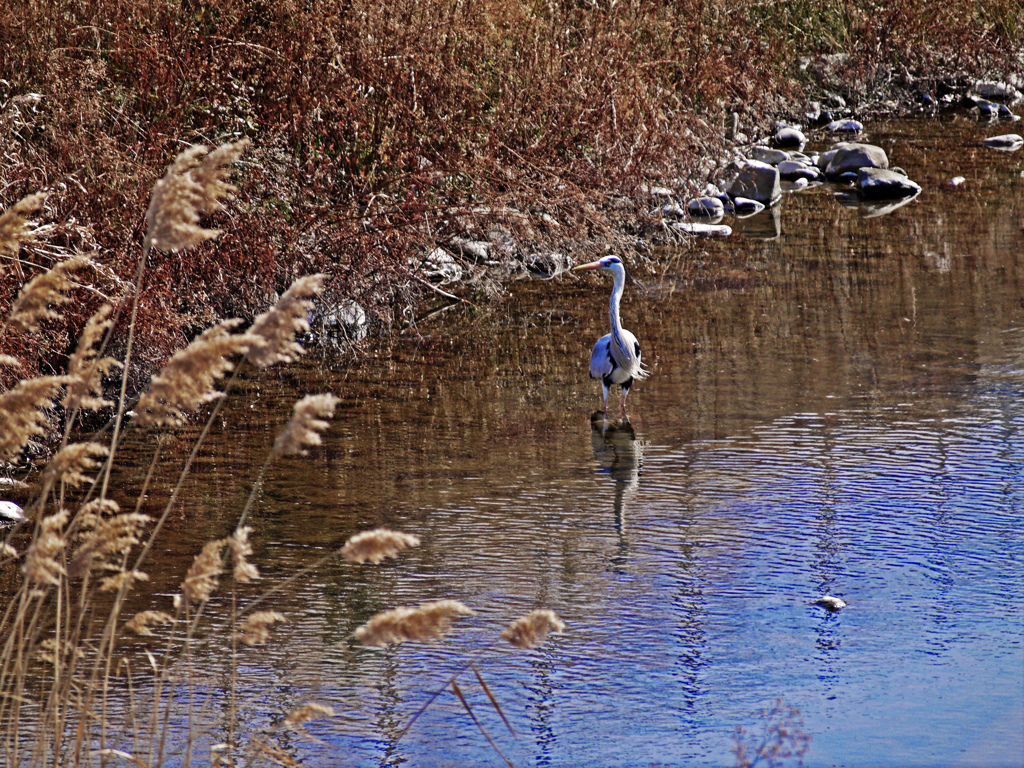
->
673, 78, 1022, 237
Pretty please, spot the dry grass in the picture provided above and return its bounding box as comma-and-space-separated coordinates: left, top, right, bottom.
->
2, 0, 1018, 393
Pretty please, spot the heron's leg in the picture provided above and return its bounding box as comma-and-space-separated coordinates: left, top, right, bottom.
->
620, 387, 629, 418
601, 381, 610, 413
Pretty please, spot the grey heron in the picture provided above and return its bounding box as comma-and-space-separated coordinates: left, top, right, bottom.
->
572, 255, 648, 417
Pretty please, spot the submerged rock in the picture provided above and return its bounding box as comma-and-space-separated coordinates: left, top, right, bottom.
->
856, 168, 922, 200
734, 204, 780, 239
980, 133, 1024, 151
727, 160, 781, 205
824, 142, 889, 179
732, 197, 765, 215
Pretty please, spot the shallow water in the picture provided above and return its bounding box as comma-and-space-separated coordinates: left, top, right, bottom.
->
106, 115, 1023, 766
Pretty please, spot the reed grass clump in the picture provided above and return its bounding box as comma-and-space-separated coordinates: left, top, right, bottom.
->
0, 144, 569, 766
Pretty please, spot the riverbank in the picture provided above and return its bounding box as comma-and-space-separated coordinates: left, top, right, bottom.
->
1, 0, 1022, 395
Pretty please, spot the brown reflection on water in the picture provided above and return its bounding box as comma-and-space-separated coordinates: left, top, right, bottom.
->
10, 115, 1021, 763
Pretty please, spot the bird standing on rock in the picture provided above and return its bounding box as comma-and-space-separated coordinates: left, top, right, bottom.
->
572, 255, 648, 418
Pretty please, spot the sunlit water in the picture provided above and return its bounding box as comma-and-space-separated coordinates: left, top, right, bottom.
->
59, 116, 1024, 766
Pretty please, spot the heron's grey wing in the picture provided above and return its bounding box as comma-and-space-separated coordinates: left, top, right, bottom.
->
610, 328, 648, 380
589, 334, 615, 380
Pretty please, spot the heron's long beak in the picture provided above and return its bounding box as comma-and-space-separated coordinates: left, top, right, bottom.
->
572, 260, 603, 272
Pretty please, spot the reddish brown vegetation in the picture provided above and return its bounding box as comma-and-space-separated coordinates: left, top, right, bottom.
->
1, 0, 1020, 392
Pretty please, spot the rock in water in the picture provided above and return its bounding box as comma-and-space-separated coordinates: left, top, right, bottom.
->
0, 501, 26, 524
856, 168, 922, 200
814, 595, 847, 611
728, 160, 782, 205
980, 134, 1024, 151
773, 126, 806, 149
825, 142, 889, 179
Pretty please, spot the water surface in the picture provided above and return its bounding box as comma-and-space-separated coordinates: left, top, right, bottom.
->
108, 115, 1024, 767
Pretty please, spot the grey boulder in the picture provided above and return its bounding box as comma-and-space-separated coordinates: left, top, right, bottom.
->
727, 160, 782, 205
824, 142, 889, 179
749, 146, 790, 166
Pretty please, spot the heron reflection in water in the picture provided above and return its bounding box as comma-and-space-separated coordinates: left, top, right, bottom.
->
590, 413, 643, 543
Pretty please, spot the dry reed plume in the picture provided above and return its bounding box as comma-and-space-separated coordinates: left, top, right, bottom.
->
21, 509, 69, 587
178, 539, 226, 606
272, 393, 340, 457
68, 507, 152, 583
234, 611, 286, 647
501, 609, 566, 650
341, 528, 421, 565
227, 526, 259, 583
283, 702, 336, 729
63, 303, 121, 412
134, 319, 253, 428
354, 600, 475, 647
124, 610, 175, 636
246, 274, 326, 368
0, 192, 45, 273
143, 139, 250, 254
0, 374, 67, 461
40, 441, 108, 488
6, 253, 94, 334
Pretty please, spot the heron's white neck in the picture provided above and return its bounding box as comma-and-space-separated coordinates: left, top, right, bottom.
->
607, 264, 626, 344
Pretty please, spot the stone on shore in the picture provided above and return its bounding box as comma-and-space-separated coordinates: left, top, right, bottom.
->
673, 221, 732, 237
772, 126, 806, 150
750, 146, 790, 166
686, 197, 725, 217
827, 119, 863, 134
